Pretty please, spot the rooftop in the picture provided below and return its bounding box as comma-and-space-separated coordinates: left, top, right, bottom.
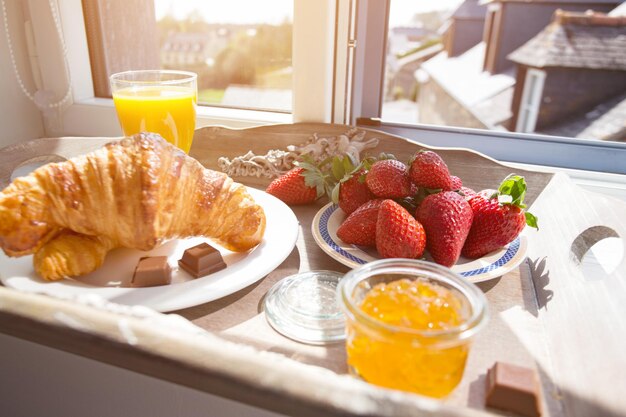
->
508, 10, 626, 70
422, 43, 515, 107
420, 43, 515, 128
451, 0, 487, 20
541, 93, 626, 141
480, 0, 619, 4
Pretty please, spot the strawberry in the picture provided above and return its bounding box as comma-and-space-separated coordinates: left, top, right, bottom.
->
462, 175, 538, 258
329, 155, 375, 215
477, 189, 497, 199
450, 175, 463, 190
376, 200, 426, 259
395, 195, 420, 213
409, 150, 453, 190
266, 168, 317, 205
336, 199, 383, 247
416, 191, 473, 267
266, 159, 331, 205
366, 160, 412, 198
459, 186, 477, 200
337, 169, 374, 215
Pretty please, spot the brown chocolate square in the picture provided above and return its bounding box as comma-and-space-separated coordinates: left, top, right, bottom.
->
131, 256, 172, 287
178, 242, 226, 278
486, 362, 541, 417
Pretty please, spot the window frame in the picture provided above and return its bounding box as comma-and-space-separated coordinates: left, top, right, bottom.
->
351, 0, 626, 175
32, 0, 340, 137
349, 0, 389, 125
25, 0, 626, 175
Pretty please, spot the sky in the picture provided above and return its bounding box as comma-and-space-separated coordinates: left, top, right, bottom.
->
154, 0, 464, 26
154, 0, 293, 24
389, 0, 464, 27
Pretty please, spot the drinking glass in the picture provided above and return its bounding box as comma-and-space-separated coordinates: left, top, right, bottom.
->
337, 259, 488, 398
110, 70, 197, 153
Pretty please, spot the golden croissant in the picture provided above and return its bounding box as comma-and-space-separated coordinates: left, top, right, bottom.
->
0, 133, 266, 281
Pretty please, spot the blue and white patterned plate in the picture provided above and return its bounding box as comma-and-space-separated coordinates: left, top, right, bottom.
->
312, 203, 528, 283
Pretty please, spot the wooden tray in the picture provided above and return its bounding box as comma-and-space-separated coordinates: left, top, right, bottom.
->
0, 123, 624, 417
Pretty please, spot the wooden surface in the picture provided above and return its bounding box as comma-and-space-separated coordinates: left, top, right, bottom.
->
0, 123, 625, 417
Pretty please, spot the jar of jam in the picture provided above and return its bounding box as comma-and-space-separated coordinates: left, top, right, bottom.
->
337, 259, 488, 398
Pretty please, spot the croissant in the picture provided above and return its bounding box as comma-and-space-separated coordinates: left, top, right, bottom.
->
0, 132, 266, 280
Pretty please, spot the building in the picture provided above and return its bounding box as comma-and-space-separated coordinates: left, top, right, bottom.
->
441, 0, 487, 57
481, 0, 619, 74
509, 11, 626, 140
161, 31, 229, 68
416, 0, 622, 132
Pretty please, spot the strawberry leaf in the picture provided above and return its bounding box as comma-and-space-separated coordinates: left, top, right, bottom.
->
377, 152, 396, 161
302, 170, 322, 187
319, 156, 335, 169
525, 211, 539, 230
414, 188, 428, 205
338, 159, 366, 184
395, 196, 419, 213
298, 161, 319, 172
361, 157, 375, 171
324, 182, 335, 200
343, 155, 354, 174
498, 174, 527, 208
424, 188, 443, 195
331, 156, 345, 181
299, 154, 316, 165
299, 164, 325, 198
331, 183, 340, 204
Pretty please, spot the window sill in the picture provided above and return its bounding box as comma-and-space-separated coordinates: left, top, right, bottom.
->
363, 121, 626, 175
59, 98, 292, 137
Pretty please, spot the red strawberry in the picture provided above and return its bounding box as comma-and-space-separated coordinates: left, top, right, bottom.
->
366, 160, 412, 198
462, 175, 538, 258
376, 200, 426, 259
409, 150, 453, 190
266, 159, 331, 205
459, 186, 477, 200
336, 199, 383, 247
450, 175, 463, 190
477, 189, 497, 199
338, 169, 374, 215
416, 191, 473, 267
266, 168, 317, 205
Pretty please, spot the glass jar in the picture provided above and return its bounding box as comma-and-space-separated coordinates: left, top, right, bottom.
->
337, 259, 488, 398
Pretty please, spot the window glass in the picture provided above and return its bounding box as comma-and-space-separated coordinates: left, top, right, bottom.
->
382, 0, 626, 143
155, 0, 293, 112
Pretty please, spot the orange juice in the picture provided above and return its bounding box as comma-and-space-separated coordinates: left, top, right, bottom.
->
346, 278, 469, 398
112, 86, 197, 153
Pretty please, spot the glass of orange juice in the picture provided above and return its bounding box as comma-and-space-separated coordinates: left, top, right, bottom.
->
337, 259, 488, 398
110, 70, 197, 153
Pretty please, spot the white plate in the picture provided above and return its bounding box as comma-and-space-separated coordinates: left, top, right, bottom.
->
0, 188, 299, 312
312, 203, 528, 283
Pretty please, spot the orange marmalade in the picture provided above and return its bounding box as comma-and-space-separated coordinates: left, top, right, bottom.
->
346, 278, 469, 398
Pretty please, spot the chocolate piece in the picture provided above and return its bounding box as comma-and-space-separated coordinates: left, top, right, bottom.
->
178, 242, 226, 278
486, 362, 542, 417
131, 256, 172, 287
